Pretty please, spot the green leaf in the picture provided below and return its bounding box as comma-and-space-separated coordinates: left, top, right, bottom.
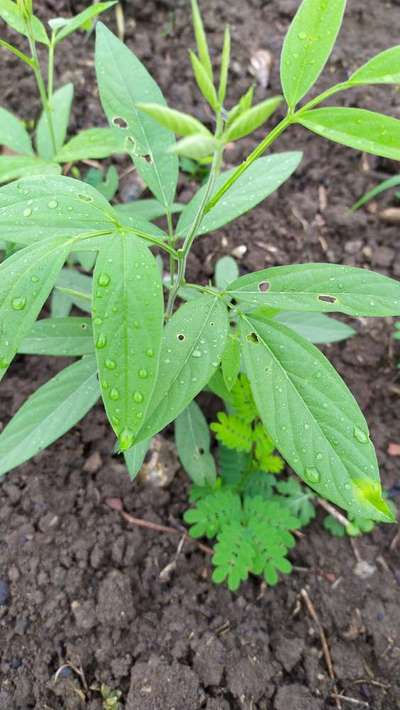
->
225, 97, 283, 142
19, 317, 93, 356
0, 236, 70, 381
55, 127, 125, 162
95, 22, 178, 207
136, 103, 209, 138
175, 400, 216, 485
191, 0, 213, 81
228, 263, 400, 316
0, 155, 60, 184
214, 255, 239, 290
221, 334, 241, 390
297, 108, 400, 161
189, 50, 218, 110
350, 46, 400, 86
240, 314, 394, 522
114, 199, 183, 222
169, 134, 217, 160
54, 268, 92, 313
93, 234, 164, 450
124, 438, 151, 480
0, 106, 33, 155
0, 356, 99, 477
85, 165, 119, 201
352, 175, 400, 212
0, 174, 116, 245
275, 478, 316, 527
218, 26, 230, 104
280, 0, 347, 108
0, 0, 49, 44
53, 1, 116, 43
135, 295, 229, 443
177, 153, 302, 237
276, 311, 355, 343
36, 83, 74, 160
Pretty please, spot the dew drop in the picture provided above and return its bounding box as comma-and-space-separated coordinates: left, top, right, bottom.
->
12, 296, 26, 311
353, 426, 368, 444
31, 275, 39, 283
133, 391, 144, 403
48, 199, 58, 209
93, 317, 102, 326
0, 357, 9, 369
192, 349, 201, 358
105, 359, 116, 370
138, 368, 148, 379
110, 387, 120, 401
305, 467, 320, 484
146, 348, 154, 358
98, 273, 111, 287
23, 207, 32, 217
316, 452, 323, 461
96, 334, 107, 349
298, 31, 307, 40
119, 428, 134, 450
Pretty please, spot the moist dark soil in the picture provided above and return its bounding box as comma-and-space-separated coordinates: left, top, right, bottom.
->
1, 0, 400, 708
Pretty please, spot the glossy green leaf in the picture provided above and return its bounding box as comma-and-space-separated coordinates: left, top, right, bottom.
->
280, 0, 347, 108
95, 22, 178, 207
111, 212, 167, 243
350, 46, 400, 85
177, 153, 302, 237
135, 295, 229, 443
36, 83, 74, 160
240, 314, 393, 522
0, 107, 33, 155
124, 438, 151, 480
175, 400, 216, 485
170, 134, 217, 160
225, 97, 283, 142
53, 1, 116, 43
297, 108, 400, 161
136, 103, 209, 138
0, 236, 70, 381
84, 165, 119, 201
53, 268, 93, 313
114, 199, 183, 222
352, 175, 400, 212
93, 234, 164, 450
19, 317, 93, 355
189, 50, 218, 110
228, 263, 400, 316
56, 127, 126, 162
221, 334, 241, 390
0, 174, 116, 245
0, 156, 60, 184
276, 311, 355, 343
0, 356, 99, 477
0, 0, 49, 44
191, 0, 213, 80
214, 255, 239, 290
218, 26, 231, 104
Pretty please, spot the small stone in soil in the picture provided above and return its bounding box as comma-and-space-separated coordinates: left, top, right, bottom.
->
0, 579, 10, 606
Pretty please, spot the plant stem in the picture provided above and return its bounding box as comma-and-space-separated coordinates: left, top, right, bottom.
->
166, 209, 176, 287
27, 30, 57, 155
123, 225, 179, 258
47, 32, 56, 100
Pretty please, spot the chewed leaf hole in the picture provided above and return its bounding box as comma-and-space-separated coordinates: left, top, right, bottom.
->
125, 136, 137, 153
247, 332, 259, 344
318, 294, 337, 304
112, 116, 128, 129
80, 323, 88, 330
177, 333, 185, 341
258, 281, 271, 293
78, 193, 94, 203
198, 447, 205, 456
142, 154, 153, 165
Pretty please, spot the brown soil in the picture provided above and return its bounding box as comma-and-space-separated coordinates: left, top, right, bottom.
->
1, 0, 400, 708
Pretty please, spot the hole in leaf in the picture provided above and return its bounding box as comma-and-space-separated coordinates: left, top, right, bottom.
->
258, 281, 270, 293
112, 116, 128, 129
177, 333, 185, 341
141, 153, 153, 165
230, 298, 238, 306
318, 294, 337, 304
78, 193, 94, 203
198, 447, 205, 456
80, 323, 88, 330
247, 332, 259, 344
125, 136, 137, 153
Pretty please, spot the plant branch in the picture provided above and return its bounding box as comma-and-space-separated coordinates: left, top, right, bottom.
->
47, 32, 56, 99
122, 225, 179, 258
27, 30, 58, 155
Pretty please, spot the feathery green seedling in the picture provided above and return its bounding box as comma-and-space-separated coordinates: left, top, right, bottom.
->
0, 0, 400, 590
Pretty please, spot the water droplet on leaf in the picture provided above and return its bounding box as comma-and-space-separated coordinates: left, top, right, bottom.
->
305, 467, 320, 484
12, 297, 26, 311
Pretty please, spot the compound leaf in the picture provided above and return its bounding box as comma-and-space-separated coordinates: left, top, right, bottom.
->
280, 0, 347, 108
240, 314, 393, 523
0, 106, 33, 155
0, 356, 99, 477
92, 234, 164, 450
175, 400, 216, 485
36, 83, 74, 160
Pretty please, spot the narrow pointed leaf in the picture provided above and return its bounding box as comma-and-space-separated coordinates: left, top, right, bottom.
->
352, 175, 400, 212
95, 22, 178, 207
218, 26, 231, 104
175, 401, 216, 485
0, 236, 70, 381
93, 234, 164, 449
19, 317, 93, 355
170, 134, 217, 160
0, 156, 60, 184
124, 438, 151, 480
54, 1, 116, 43
350, 46, 400, 85
276, 311, 355, 343
0, 0, 49, 44
191, 0, 213, 81
189, 51, 218, 110
177, 153, 302, 237
228, 263, 400, 316
225, 97, 282, 142
36, 83, 74, 160
136, 295, 229, 443
53, 268, 92, 313
0, 174, 117, 245
136, 103, 209, 138
0, 356, 99, 477
221, 335, 241, 390
0, 106, 33, 155
297, 108, 400, 161
214, 255, 239, 290
56, 127, 126, 162
280, 0, 347, 108
240, 315, 393, 522
114, 199, 183, 222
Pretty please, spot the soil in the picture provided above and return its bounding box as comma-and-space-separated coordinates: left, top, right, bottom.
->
1, 0, 400, 708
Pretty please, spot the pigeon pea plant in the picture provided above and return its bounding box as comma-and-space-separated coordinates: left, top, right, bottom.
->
0, 0, 120, 186
0, 0, 400, 577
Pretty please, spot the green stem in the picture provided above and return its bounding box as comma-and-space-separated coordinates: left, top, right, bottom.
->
27, 32, 58, 156
47, 33, 56, 100
123, 225, 179, 258
298, 81, 352, 114
0, 39, 35, 67
166, 209, 176, 287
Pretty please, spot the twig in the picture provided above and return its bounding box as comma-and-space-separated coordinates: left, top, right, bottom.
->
317, 497, 349, 528
331, 694, 369, 707
300, 588, 342, 710
105, 498, 213, 556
